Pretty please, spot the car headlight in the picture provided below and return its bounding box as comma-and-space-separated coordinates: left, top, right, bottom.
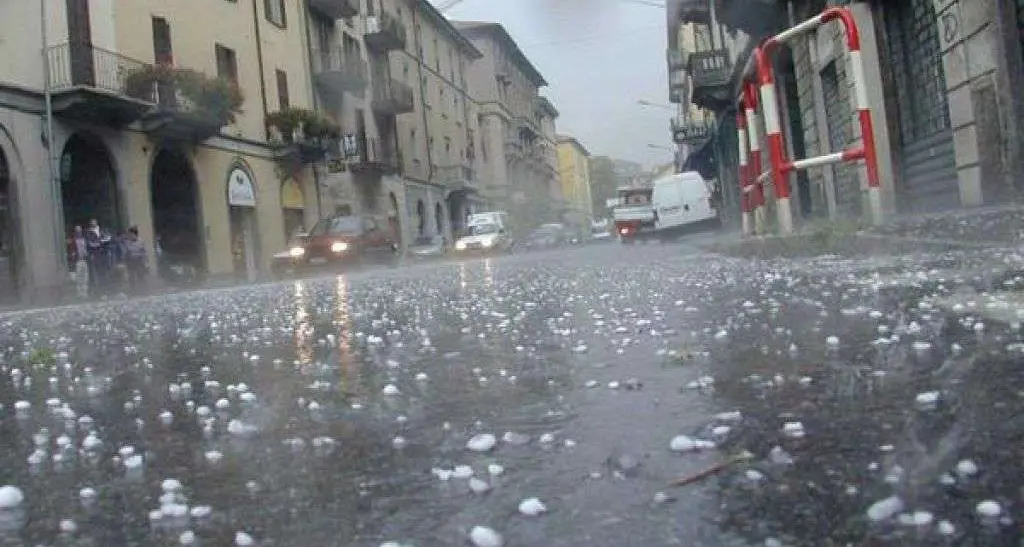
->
288, 246, 305, 258
481, 238, 494, 248
455, 241, 467, 250
331, 241, 349, 253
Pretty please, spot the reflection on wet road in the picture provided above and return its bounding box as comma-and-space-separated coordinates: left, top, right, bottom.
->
0, 240, 1021, 546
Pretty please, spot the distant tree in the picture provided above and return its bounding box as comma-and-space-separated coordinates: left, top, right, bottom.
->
588, 156, 619, 217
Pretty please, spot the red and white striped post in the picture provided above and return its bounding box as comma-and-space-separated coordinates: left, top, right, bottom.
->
754, 6, 884, 229
743, 81, 766, 234
736, 110, 751, 236
754, 45, 794, 234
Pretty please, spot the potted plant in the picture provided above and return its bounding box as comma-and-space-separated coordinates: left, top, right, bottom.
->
266, 107, 341, 164
122, 64, 244, 127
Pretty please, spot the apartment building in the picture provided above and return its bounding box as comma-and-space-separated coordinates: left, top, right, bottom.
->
452, 21, 562, 232
669, 0, 1024, 232
306, 0, 486, 243
0, 0, 323, 301
556, 135, 594, 231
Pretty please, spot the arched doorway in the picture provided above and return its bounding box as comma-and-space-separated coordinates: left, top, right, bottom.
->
151, 148, 203, 283
227, 166, 259, 282
0, 146, 16, 302
415, 199, 426, 237
434, 202, 444, 238
61, 133, 121, 232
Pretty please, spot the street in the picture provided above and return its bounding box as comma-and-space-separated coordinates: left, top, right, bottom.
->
0, 238, 1021, 546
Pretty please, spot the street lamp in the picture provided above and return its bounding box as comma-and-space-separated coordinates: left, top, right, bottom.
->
647, 144, 674, 151
637, 100, 675, 111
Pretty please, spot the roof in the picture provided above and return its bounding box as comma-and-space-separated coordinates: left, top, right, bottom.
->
417, 2, 483, 60
453, 21, 548, 87
556, 134, 591, 157
537, 96, 559, 118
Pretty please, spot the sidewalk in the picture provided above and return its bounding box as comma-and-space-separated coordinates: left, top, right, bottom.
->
696, 205, 1024, 259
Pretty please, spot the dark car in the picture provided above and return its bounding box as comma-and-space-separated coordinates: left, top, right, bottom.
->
273, 215, 398, 276
522, 223, 569, 250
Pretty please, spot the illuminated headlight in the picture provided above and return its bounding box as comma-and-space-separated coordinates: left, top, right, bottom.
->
455, 241, 467, 250
619, 227, 629, 235
288, 246, 306, 258
481, 238, 494, 248
331, 241, 349, 253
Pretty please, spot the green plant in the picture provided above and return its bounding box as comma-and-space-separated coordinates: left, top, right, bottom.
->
121, 64, 244, 124
266, 107, 341, 146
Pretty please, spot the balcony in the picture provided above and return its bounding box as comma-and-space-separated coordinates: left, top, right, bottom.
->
365, 11, 407, 53
46, 42, 154, 127
371, 81, 414, 115
267, 107, 341, 165
671, 116, 714, 145
435, 164, 476, 190
688, 49, 733, 111
667, 48, 689, 71
308, 0, 358, 20
667, 0, 711, 26
349, 137, 400, 175
713, 0, 784, 36
311, 48, 368, 97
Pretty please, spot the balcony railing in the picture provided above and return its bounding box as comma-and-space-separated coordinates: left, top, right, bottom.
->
688, 49, 731, 89
371, 80, 414, 115
308, 0, 358, 20
667, 48, 689, 71
688, 49, 732, 110
668, 0, 711, 25
45, 42, 153, 126
311, 48, 368, 95
350, 137, 400, 174
669, 69, 687, 91
435, 164, 475, 188
671, 116, 714, 145
365, 11, 407, 52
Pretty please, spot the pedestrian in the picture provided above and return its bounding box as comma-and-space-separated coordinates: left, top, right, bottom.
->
67, 225, 89, 299
122, 226, 149, 294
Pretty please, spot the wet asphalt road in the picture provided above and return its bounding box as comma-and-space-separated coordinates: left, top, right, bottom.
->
0, 238, 1021, 546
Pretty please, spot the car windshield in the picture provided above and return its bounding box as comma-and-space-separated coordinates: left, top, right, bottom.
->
468, 224, 499, 235
310, 216, 361, 236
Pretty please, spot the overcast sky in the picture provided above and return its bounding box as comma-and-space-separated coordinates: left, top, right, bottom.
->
430, 0, 672, 168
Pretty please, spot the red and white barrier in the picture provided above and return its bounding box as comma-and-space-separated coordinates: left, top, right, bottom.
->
736, 111, 751, 236
738, 6, 883, 234
743, 81, 766, 234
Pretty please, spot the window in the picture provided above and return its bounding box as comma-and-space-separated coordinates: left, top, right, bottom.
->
152, 17, 173, 65
433, 38, 440, 71
215, 44, 238, 86
264, 0, 286, 28
275, 69, 289, 109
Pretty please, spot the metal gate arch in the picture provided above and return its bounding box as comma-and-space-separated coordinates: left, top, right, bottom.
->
883, 0, 957, 212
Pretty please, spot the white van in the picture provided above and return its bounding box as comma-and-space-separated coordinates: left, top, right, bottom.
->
651, 171, 719, 237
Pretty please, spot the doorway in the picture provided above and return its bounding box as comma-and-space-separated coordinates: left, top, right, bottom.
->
61, 133, 121, 233
434, 202, 444, 238
227, 167, 259, 281
882, 0, 957, 212
230, 208, 257, 281
0, 146, 16, 302
151, 148, 203, 281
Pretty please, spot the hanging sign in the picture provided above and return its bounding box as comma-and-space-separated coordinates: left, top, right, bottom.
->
227, 167, 256, 207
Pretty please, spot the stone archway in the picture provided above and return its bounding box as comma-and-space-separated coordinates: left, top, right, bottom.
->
151, 147, 203, 280
60, 133, 122, 232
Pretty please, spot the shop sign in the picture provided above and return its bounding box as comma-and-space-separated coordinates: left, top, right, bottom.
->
227, 168, 256, 207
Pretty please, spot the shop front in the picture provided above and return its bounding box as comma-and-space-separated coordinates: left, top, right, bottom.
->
281, 179, 306, 240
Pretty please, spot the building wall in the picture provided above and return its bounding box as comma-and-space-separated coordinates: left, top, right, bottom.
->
556, 138, 593, 227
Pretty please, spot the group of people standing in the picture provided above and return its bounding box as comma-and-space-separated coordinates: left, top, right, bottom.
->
66, 219, 149, 298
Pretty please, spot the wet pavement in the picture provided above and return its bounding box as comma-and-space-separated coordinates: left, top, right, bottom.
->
0, 239, 1021, 546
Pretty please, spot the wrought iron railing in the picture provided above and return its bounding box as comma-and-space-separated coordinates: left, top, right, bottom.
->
47, 42, 149, 95
688, 49, 731, 88
671, 116, 715, 145
371, 80, 414, 113
311, 48, 367, 86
